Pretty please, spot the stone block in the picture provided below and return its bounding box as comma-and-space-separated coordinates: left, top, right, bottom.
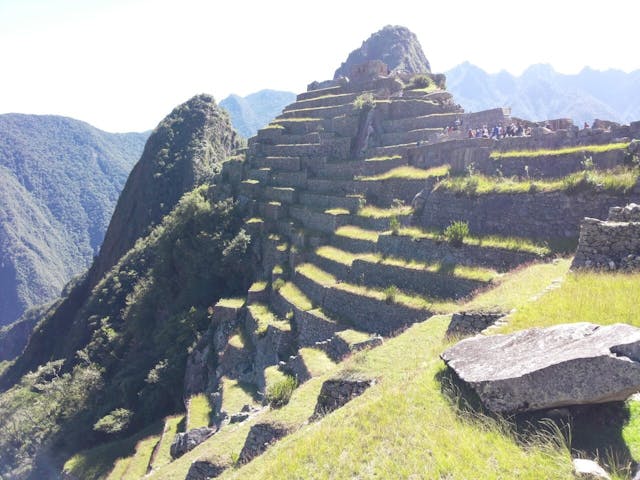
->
238, 422, 293, 463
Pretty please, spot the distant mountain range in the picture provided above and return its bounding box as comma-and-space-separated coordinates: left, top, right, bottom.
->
445, 62, 640, 126
220, 89, 296, 138
0, 114, 148, 326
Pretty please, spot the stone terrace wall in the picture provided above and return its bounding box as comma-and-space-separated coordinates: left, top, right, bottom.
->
572, 203, 640, 270
418, 189, 640, 240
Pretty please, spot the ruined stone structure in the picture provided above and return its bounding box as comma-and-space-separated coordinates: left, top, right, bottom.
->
572, 203, 640, 270
311, 375, 374, 419
238, 422, 293, 464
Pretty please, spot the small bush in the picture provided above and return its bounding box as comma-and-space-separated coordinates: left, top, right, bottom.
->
93, 408, 133, 435
272, 278, 285, 292
383, 285, 398, 304
444, 221, 470, 247
265, 375, 297, 408
411, 74, 432, 89
353, 93, 376, 111
389, 216, 401, 235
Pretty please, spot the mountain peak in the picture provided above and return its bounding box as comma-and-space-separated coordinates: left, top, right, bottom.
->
333, 25, 431, 80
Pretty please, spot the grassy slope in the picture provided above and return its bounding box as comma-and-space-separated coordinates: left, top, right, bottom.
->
150, 260, 575, 480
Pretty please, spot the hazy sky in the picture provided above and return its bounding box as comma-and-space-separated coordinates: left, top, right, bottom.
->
1, 0, 638, 132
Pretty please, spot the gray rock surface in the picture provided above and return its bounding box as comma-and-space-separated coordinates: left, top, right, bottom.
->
312, 375, 374, 419
572, 458, 611, 479
446, 310, 504, 337
441, 323, 640, 413
170, 427, 216, 459
334, 25, 431, 80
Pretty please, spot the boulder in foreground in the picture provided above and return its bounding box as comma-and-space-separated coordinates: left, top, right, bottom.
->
441, 323, 640, 413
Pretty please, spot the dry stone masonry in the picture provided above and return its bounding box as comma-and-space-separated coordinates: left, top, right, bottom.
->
238, 422, 293, 464
572, 203, 640, 270
446, 310, 505, 337
311, 374, 374, 419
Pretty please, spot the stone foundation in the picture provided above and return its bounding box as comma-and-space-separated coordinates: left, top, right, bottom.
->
446, 310, 505, 337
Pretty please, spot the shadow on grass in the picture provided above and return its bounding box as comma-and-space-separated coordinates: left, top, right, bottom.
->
436, 367, 636, 478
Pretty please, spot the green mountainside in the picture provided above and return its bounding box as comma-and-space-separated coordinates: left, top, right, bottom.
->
220, 90, 296, 139
0, 114, 147, 327
1, 25, 640, 480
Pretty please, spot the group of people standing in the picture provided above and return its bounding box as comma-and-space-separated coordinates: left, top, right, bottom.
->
468, 123, 531, 139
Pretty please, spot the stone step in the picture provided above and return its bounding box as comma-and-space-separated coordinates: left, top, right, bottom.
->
292, 263, 433, 335
255, 130, 321, 146
288, 205, 350, 234
366, 142, 415, 158
306, 178, 358, 196
270, 118, 324, 135
376, 232, 546, 272
315, 156, 408, 180
245, 303, 294, 368
285, 92, 362, 110
263, 186, 297, 204
277, 103, 355, 120
251, 156, 301, 172
247, 168, 271, 183
347, 211, 412, 231
297, 192, 363, 213
257, 201, 287, 222
268, 170, 308, 188
378, 128, 441, 146
260, 139, 350, 162
297, 85, 344, 101
382, 112, 462, 132
312, 246, 490, 299
384, 99, 464, 120
239, 179, 262, 198
330, 227, 378, 253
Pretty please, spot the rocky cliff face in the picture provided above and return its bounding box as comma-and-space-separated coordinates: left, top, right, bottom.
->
333, 25, 431, 79
92, 94, 241, 285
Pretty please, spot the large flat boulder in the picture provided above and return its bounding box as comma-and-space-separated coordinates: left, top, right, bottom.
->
441, 323, 640, 413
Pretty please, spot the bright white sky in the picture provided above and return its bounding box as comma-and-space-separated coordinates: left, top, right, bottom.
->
1, 0, 638, 132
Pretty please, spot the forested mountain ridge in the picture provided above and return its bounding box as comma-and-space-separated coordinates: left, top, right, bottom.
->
0, 114, 147, 326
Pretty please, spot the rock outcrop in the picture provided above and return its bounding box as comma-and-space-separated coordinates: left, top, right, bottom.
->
441, 323, 640, 413
92, 94, 241, 285
311, 374, 374, 419
170, 427, 217, 459
334, 25, 431, 80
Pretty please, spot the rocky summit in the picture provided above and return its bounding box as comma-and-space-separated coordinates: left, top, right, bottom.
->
334, 25, 431, 79
441, 323, 640, 413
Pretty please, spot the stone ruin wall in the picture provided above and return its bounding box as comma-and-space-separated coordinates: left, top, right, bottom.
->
572, 203, 640, 271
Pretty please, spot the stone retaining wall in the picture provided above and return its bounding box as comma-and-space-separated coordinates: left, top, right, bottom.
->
418, 188, 640, 240
376, 234, 540, 271
446, 310, 505, 337
294, 308, 341, 347
572, 203, 640, 270
350, 259, 485, 299
353, 178, 430, 206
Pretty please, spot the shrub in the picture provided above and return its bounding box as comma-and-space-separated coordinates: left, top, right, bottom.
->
444, 221, 470, 247
411, 74, 432, 89
93, 408, 133, 435
383, 285, 398, 304
265, 375, 297, 408
389, 216, 401, 235
353, 93, 376, 111
272, 278, 285, 292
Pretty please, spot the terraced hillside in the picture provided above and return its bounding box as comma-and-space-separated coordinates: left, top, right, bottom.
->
64, 70, 640, 479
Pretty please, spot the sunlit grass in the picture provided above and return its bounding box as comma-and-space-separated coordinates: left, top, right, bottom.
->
149, 415, 184, 471
296, 263, 337, 285
358, 205, 412, 218
335, 225, 380, 242
490, 142, 630, 159
324, 207, 350, 216
215, 297, 245, 309
248, 304, 290, 336
220, 377, 258, 415
187, 394, 212, 430
357, 164, 450, 181
279, 282, 314, 311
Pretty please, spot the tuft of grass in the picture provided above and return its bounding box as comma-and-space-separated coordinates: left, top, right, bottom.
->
335, 225, 380, 242
358, 205, 412, 219
499, 270, 640, 333
490, 142, 630, 159
296, 263, 337, 285
364, 155, 402, 162
443, 220, 470, 247
216, 297, 245, 309
245, 217, 264, 224
187, 394, 212, 430
242, 179, 260, 185
248, 281, 268, 293
279, 282, 314, 311
324, 207, 350, 216
248, 304, 290, 337
272, 265, 284, 275
357, 164, 450, 181
265, 375, 298, 408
